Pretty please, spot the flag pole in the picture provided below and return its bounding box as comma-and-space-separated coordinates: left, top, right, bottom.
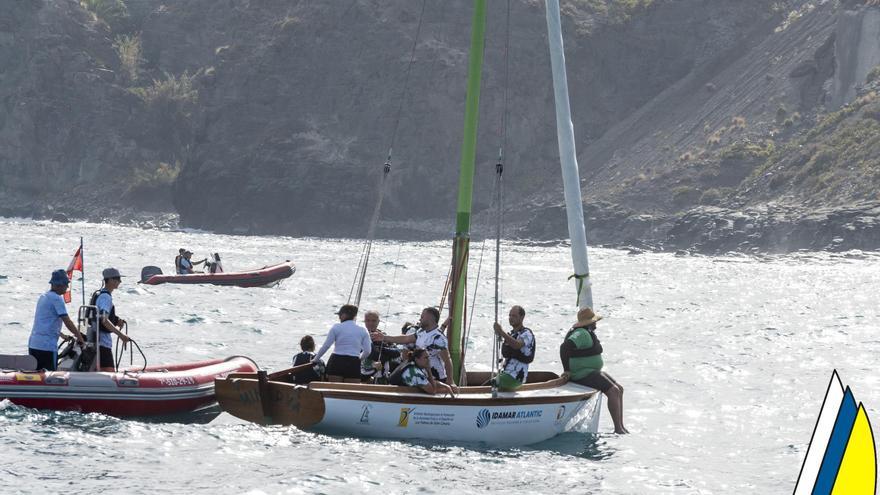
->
80, 237, 85, 306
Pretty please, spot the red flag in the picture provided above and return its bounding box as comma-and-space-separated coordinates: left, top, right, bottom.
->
64, 246, 83, 303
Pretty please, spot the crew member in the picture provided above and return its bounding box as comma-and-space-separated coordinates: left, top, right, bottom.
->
373, 307, 456, 388
313, 304, 372, 383
493, 305, 535, 391
27, 270, 86, 370
560, 307, 628, 434
177, 250, 206, 274
292, 335, 324, 384
390, 347, 455, 396
89, 268, 131, 371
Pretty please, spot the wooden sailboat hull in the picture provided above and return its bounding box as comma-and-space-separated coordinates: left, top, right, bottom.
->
216, 371, 601, 446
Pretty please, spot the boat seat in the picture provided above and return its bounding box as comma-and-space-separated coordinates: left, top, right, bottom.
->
0, 354, 38, 371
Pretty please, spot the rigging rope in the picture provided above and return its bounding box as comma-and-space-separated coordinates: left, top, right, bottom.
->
490, 0, 511, 393
386, 0, 428, 159
348, 1, 426, 307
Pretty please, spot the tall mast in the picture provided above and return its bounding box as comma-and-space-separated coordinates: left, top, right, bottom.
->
449, 0, 487, 384
545, 0, 593, 309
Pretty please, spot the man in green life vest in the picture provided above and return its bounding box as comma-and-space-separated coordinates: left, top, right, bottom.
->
560, 307, 628, 434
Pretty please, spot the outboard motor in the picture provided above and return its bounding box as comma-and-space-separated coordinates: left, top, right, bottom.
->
75, 305, 100, 372
140, 266, 163, 283
56, 339, 83, 372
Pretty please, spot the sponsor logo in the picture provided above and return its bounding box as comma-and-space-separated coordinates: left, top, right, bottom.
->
555, 405, 566, 423
794, 370, 876, 494
398, 407, 415, 427
476, 408, 544, 428
476, 408, 491, 429
359, 404, 372, 424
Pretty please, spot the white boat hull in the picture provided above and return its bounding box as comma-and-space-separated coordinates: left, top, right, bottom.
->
315, 389, 601, 445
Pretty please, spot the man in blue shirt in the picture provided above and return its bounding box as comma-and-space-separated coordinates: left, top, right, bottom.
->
27, 270, 86, 371
89, 267, 131, 371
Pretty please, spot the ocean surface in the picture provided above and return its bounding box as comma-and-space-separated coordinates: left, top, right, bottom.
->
0, 218, 878, 494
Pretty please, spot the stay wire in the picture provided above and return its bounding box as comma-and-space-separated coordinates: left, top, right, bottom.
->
386, 0, 428, 159
492, 0, 511, 390
349, 0, 425, 307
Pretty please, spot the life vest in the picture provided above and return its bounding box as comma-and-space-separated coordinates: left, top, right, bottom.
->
86, 288, 118, 334
564, 326, 603, 357
292, 351, 324, 384
501, 327, 536, 364
174, 255, 183, 274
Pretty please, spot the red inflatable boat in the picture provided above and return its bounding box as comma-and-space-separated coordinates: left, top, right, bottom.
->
140, 261, 295, 288
0, 356, 258, 419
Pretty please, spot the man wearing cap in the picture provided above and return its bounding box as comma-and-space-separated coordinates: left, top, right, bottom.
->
88, 268, 131, 371
27, 270, 86, 371
177, 249, 206, 275
560, 307, 628, 434
313, 304, 372, 383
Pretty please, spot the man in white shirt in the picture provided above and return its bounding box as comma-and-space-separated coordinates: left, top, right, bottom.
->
313, 304, 371, 383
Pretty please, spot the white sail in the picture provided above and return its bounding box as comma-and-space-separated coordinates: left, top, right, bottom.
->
545, 0, 593, 310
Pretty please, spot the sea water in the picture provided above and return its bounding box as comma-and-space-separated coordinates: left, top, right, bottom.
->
0, 218, 877, 494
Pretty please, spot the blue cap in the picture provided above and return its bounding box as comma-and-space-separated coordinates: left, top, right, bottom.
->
50, 269, 70, 286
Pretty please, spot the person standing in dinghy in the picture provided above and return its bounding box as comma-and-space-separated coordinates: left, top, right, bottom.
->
87, 268, 131, 371
27, 270, 86, 371
313, 304, 372, 383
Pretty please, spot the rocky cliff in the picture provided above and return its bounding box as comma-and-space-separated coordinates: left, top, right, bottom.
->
1, 0, 879, 253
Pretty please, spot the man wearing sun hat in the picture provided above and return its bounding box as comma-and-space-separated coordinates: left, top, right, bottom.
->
27, 269, 86, 371
560, 307, 628, 434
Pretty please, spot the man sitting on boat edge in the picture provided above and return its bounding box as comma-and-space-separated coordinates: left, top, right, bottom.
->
27, 270, 86, 371
389, 347, 455, 396
493, 305, 535, 391
560, 307, 628, 434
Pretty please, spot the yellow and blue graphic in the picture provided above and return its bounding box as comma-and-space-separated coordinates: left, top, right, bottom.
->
794, 371, 876, 494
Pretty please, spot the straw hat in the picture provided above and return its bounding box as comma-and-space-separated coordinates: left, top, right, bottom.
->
574, 307, 602, 328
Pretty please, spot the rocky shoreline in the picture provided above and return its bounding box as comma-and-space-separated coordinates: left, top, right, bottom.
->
6, 192, 877, 256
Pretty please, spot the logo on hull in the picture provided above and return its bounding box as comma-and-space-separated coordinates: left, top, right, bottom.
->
476, 408, 491, 429
398, 407, 415, 427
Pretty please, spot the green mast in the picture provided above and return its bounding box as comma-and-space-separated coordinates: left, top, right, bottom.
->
449, 0, 487, 384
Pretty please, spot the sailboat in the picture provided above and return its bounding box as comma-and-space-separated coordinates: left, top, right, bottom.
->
215, 0, 604, 446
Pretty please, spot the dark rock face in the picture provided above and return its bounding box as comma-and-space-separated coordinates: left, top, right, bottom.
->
2, 1, 879, 253
141, 0, 775, 237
